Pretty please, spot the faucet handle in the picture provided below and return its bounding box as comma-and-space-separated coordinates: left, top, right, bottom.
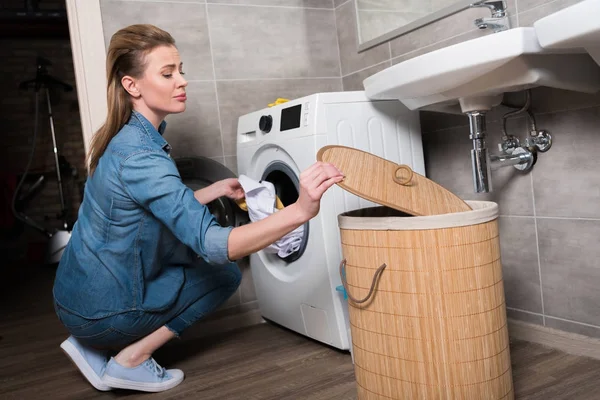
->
470, 0, 507, 18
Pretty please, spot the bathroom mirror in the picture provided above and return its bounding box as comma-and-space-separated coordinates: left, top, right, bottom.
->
357, 0, 479, 52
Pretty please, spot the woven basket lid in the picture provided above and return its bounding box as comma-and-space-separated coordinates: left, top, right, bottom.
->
316, 145, 472, 216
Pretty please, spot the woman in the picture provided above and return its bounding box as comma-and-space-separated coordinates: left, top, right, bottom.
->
53, 24, 343, 393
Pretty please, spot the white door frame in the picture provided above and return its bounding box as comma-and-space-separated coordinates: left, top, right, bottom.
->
65, 0, 106, 156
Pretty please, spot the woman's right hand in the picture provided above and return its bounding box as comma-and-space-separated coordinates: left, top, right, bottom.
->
227, 161, 343, 261
295, 162, 344, 222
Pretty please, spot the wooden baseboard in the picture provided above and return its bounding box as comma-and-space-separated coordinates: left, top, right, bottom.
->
508, 318, 600, 360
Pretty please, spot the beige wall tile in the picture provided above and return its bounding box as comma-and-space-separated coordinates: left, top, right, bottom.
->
391, 28, 492, 64
545, 317, 600, 339
208, 5, 339, 79
237, 257, 257, 303
499, 217, 543, 313
336, 0, 390, 76
419, 111, 468, 134
100, 1, 215, 81
209, 0, 333, 7
518, 0, 582, 26
164, 82, 223, 159
506, 308, 545, 324
538, 219, 600, 327
224, 156, 238, 175
532, 107, 600, 218
342, 61, 390, 91
518, 0, 582, 14
530, 87, 600, 114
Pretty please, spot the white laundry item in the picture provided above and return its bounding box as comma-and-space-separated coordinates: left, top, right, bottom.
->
238, 175, 304, 258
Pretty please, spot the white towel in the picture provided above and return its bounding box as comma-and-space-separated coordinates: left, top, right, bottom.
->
238, 174, 304, 258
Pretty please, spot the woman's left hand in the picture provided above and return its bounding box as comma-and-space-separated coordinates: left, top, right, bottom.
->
220, 178, 245, 201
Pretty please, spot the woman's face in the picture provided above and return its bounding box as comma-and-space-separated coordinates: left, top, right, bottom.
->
125, 45, 188, 125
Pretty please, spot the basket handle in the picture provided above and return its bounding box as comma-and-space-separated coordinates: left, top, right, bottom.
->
339, 259, 387, 304
392, 165, 414, 186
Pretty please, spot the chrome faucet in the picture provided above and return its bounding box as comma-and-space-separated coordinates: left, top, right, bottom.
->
470, 1, 509, 32
470, 0, 507, 17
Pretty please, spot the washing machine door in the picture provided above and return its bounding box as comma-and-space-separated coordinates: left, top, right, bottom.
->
246, 145, 314, 283
260, 160, 309, 263
174, 157, 249, 228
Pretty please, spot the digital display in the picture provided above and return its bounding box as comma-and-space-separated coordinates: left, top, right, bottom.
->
280, 104, 302, 132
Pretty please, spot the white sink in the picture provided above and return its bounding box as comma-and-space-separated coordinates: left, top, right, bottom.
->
363, 27, 600, 113
534, 0, 600, 65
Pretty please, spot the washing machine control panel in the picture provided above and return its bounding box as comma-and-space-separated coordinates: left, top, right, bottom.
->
237, 97, 316, 145
259, 115, 273, 133
279, 104, 303, 132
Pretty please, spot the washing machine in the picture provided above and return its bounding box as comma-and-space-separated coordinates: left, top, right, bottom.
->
175, 157, 249, 229
236, 91, 425, 350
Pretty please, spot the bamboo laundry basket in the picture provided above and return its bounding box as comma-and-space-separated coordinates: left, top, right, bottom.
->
317, 146, 513, 400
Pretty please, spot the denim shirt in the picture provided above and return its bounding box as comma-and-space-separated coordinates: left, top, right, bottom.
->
53, 111, 233, 319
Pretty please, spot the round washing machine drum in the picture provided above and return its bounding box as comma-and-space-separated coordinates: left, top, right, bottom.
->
174, 157, 249, 228
260, 161, 309, 263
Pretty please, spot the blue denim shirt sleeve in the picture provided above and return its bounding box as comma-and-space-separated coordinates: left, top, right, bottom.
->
120, 150, 233, 265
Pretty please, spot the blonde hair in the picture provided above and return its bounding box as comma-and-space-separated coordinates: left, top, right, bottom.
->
86, 24, 176, 175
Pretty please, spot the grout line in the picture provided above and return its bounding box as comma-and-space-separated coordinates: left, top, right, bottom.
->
204, 3, 227, 161
534, 103, 600, 116
517, 0, 565, 17
113, 0, 211, 3
535, 215, 600, 221
499, 214, 600, 221
514, 0, 520, 27
423, 114, 531, 135
358, 8, 420, 12
332, 0, 344, 83
335, 0, 352, 10
498, 215, 535, 219
530, 172, 546, 326
545, 315, 600, 330
392, 27, 482, 60
341, 59, 391, 78
215, 76, 342, 82
388, 40, 392, 61
206, 1, 334, 10
353, 0, 363, 53
506, 307, 544, 317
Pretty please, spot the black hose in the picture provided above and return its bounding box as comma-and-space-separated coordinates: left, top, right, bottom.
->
11, 91, 52, 237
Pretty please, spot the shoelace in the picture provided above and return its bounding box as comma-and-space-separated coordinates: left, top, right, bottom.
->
144, 358, 166, 378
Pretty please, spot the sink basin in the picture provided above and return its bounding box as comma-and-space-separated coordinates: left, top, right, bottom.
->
534, 0, 600, 65
363, 27, 600, 113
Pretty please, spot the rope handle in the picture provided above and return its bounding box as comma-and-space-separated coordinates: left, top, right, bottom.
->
339, 259, 387, 304
392, 165, 414, 186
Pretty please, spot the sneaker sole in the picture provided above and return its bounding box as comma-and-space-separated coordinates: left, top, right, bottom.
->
60, 340, 112, 391
103, 373, 184, 392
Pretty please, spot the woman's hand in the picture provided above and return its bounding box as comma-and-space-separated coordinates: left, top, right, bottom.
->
295, 162, 344, 221
194, 178, 244, 205
227, 161, 344, 260
219, 178, 245, 201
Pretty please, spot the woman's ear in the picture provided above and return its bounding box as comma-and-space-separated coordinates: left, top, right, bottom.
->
121, 75, 141, 98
